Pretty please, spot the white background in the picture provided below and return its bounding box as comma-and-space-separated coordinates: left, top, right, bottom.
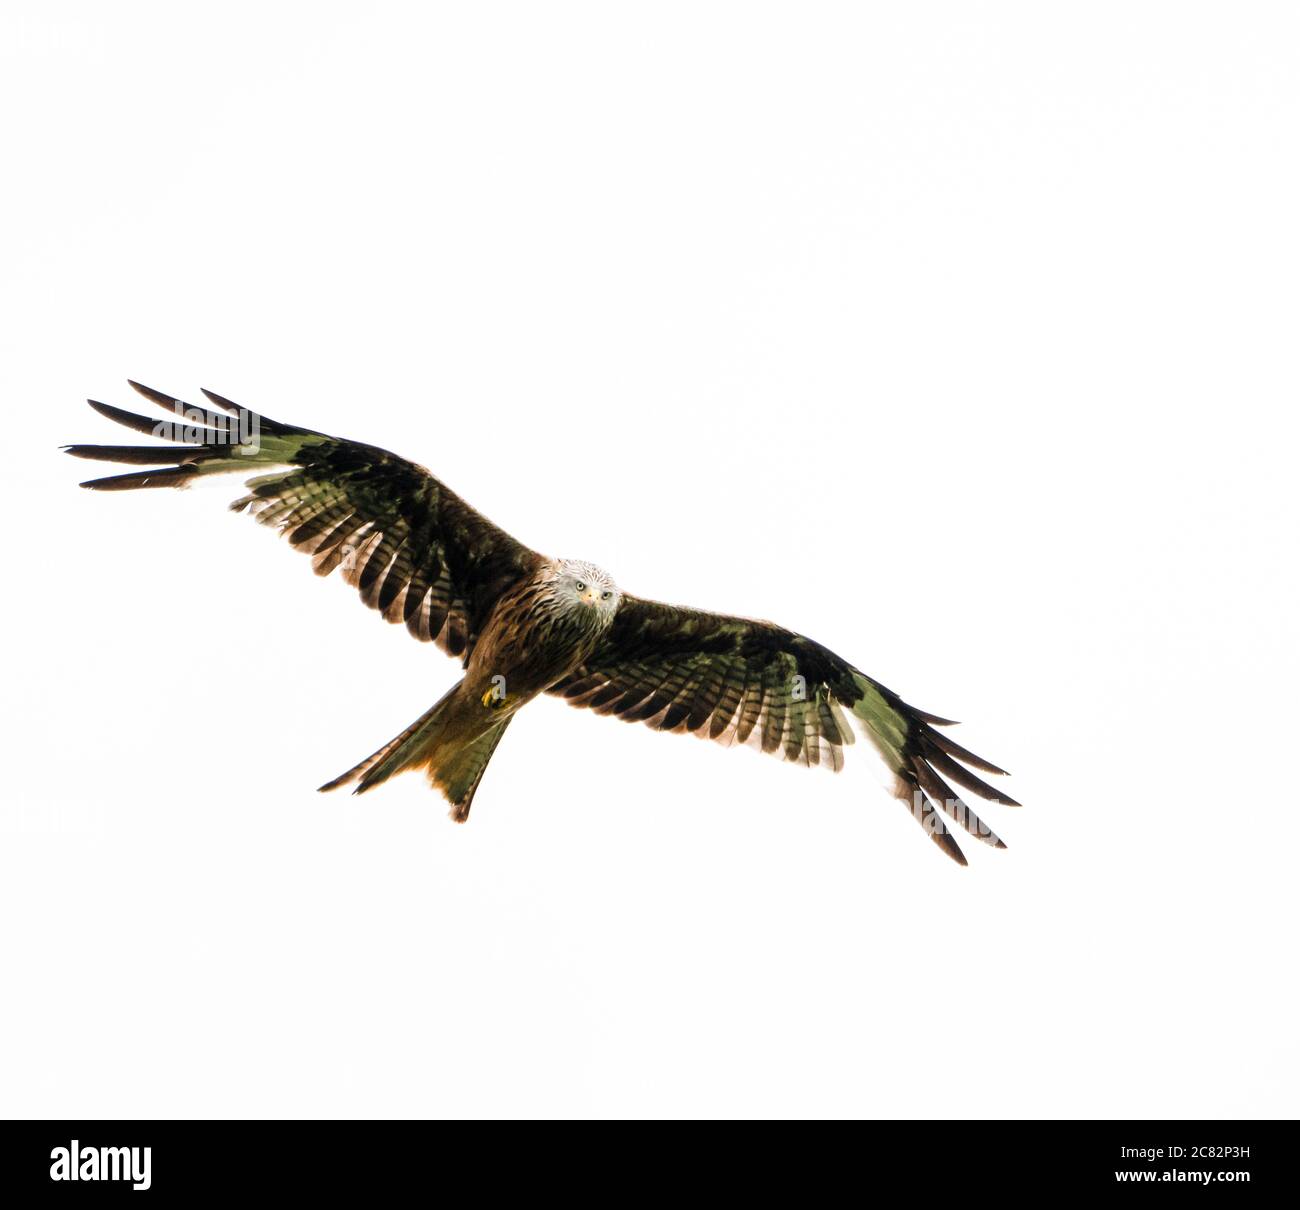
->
1, 2, 1296, 1119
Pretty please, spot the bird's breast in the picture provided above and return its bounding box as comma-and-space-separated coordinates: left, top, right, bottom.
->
467, 581, 611, 694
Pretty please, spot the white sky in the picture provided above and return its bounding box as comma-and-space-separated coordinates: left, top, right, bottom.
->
1, 1, 1296, 1119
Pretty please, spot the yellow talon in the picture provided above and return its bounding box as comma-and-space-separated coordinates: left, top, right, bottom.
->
481, 688, 508, 709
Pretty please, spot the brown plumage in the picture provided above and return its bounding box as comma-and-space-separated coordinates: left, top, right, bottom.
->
67, 381, 1020, 864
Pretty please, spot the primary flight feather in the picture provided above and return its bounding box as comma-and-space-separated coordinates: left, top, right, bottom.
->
67, 381, 1019, 864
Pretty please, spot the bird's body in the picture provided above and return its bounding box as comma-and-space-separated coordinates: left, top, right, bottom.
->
68, 382, 1020, 864
321, 557, 621, 811
466, 558, 622, 706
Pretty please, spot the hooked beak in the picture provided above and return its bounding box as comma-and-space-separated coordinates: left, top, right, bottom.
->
581, 590, 599, 606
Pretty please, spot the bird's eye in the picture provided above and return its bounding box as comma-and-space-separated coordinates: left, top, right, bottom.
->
575, 581, 586, 592
602, 590, 612, 600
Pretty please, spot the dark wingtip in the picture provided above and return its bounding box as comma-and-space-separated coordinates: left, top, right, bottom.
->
127, 380, 178, 408
934, 829, 969, 866
200, 387, 241, 414
928, 730, 1011, 777
87, 398, 164, 436
66, 443, 199, 465
78, 467, 195, 490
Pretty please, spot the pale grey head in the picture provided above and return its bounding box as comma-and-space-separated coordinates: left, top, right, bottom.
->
552, 558, 622, 619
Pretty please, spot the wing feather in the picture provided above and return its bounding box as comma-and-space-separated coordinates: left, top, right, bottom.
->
550, 595, 1017, 865
68, 382, 542, 662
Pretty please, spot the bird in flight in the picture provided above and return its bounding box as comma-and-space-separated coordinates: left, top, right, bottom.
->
67, 382, 1019, 864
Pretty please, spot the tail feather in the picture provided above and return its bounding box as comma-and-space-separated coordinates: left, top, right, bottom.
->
319, 685, 461, 795
437, 720, 512, 822
319, 683, 512, 820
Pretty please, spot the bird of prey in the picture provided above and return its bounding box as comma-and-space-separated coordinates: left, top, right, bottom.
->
67, 381, 1019, 864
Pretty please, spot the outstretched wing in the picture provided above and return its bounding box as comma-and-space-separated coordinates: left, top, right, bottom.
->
67, 381, 543, 660
550, 595, 1018, 865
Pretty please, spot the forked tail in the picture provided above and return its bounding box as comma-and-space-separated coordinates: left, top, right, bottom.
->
318, 682, 511, 821
431, 719, 513, 822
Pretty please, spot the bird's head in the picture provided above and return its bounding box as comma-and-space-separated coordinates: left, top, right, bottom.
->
555, 559, 621, 616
